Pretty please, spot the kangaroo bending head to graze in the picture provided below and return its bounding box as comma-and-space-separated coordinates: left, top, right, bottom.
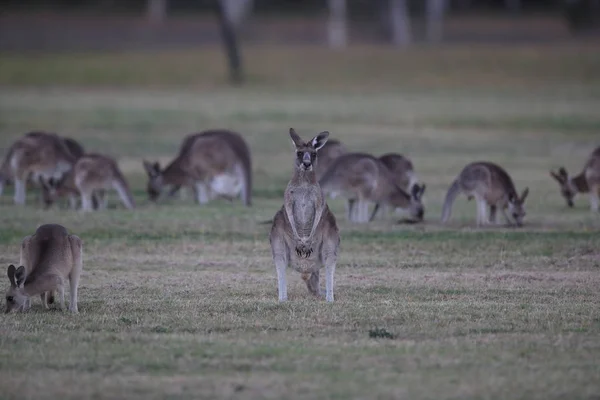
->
47, 153, 134, 211
441, 161, 529, 227
5, 224, 82, 314
39, 136, 88, 209
550, 146, 600, 211
0, 131, 76, 206
371, 152, 424, 221
269, 128, 340, 302
143, 129, 252, 206
319, 153, 425, 223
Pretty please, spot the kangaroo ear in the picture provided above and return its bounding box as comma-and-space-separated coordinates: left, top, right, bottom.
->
7, 265, 17, 288
289, 128, 304, 148
419, 184, 426, 197
558, 167, 568, 177
549, 170, 562, 182
521, 187, 529, 202
143, 160, 159, 177
15, 266, 26, 287
310, 131, 330, 151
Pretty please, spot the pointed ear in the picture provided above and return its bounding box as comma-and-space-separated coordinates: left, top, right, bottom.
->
7, 265, 16, 288
411, 184, 420, 199
558, 167, 568, 177
143, 160, 158, 177
310, 131, 330, 151
289, 128, 304, 148
520, 187, 529, 203
549, 170, 562, 182
15, 266, 26, 287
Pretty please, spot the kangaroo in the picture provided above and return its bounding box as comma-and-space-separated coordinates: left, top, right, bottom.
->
5, 224, 82, 313
269, 128, 340, 302
39, 136, 88, 209
143, 129, 252, 206
48, 153, 135, 211
315, 139, 348, 182
550, 146, 600, 211
319, 153, 425, 223
371, 152, 425, 221
0, 131, 76, 205
441, 161, 529, 227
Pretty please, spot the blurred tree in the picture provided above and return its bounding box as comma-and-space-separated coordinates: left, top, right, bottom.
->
216, 0, 246, 85
426, 0, 447, 43
327, 0, 348, 48
147, 0, 167, 23
505, 0, 522, 11
389, 0, 412, 46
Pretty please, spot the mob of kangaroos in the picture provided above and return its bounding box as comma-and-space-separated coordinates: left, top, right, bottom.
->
5, 224, 82, 314
270, 128, 340, 302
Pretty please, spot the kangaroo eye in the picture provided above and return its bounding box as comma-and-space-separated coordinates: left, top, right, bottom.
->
6, 296, 13, 303
296, 152, 303, 157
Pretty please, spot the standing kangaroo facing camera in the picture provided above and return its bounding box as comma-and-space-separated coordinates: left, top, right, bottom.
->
269, 128, 340, 302
441, 161, 529, 227
5, 224, 82, 314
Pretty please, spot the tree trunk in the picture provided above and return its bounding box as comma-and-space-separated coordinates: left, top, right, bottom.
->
389, 0, 411, 47
426, 0, 446, 44
146, 0, 167, 24
216, 0, 243, 85
505, 0, 522, 12
327, 0, 348, 48
221, 0, 254, 28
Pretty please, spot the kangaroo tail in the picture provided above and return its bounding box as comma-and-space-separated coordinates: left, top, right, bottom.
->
441, 179, 461, 223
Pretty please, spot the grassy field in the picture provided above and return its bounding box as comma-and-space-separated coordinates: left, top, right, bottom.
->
1, 44, 600, 399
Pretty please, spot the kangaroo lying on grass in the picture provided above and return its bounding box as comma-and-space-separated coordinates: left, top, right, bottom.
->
5, 224, 82, 313
270, 128, 340, 302
550, 146, 600, 211
442, 161, 529, 227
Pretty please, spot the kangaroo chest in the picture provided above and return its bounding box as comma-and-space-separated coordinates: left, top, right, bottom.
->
289, 187, 320, 238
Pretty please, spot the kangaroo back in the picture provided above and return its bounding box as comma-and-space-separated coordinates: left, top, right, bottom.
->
6, 224, 82, 313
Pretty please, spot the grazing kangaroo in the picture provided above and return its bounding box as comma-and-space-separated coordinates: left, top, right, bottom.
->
441, 161, 529, 227
371, 152, 425, 220
39, 136, 88, 209
550, 146, 600, 211
270, 128, 340, 302
0, 132, 76, 205
314, 139, 348, 182
5, 224, 82, 313
143, 129, 252, 206
319, 153, 425, 223
51, 153, 135, 211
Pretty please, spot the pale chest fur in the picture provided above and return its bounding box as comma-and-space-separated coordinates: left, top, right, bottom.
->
286, 185, 322, 239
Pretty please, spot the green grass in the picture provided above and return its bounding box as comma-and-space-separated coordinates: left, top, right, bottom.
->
1, 45, 600, 399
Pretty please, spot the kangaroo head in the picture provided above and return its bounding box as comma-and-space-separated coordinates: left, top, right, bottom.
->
289, 128, 329, 172
550, 167, 575, 208
389, 183, 426, 221
143, 160, 163, 201
5, 265, 28, 313
507, 187, 529, 227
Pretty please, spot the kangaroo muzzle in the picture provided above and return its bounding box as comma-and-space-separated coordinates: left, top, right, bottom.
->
302, 152, 312, 168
